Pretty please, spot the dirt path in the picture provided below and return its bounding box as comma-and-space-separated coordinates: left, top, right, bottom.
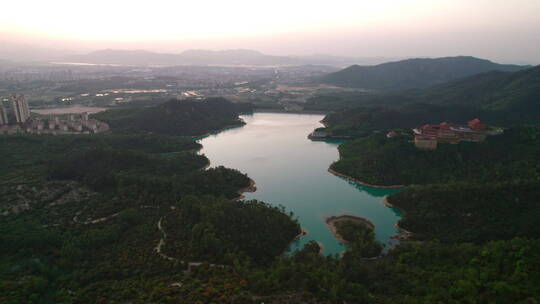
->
73, 212, 120, 225
154, 216, 223, 273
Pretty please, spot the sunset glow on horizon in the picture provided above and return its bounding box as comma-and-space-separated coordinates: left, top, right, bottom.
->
1, 0, 540, 62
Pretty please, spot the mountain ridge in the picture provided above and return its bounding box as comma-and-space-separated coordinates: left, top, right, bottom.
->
322, 56, 530, 90
60, 49, 396, 67
318, 65, 540, 136
416, 64, 540, 112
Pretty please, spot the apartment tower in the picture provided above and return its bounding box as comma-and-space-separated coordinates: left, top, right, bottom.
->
11, 94, 30, 123
0, 103, 8, 125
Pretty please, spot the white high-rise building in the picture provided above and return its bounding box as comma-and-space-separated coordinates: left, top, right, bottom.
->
11, 94, 30, 123
0, 103, 8, 125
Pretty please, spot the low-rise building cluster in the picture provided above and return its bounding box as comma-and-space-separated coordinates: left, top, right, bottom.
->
1, 113, 109, 135
0, 94, 109, 135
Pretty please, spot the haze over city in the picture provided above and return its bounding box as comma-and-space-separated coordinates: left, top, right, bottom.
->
1, 0, 540, 302
1, 0, 540, 64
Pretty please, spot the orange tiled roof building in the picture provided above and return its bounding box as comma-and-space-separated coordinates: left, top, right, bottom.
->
413, 119, 488, 149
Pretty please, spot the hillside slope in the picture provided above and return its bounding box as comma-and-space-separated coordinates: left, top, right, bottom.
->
322, 56, 528, 90
321, 65, 540, 135
417, 65, 540, 112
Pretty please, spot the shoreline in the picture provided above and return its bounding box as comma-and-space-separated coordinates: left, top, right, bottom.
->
382, 196, 414, 241
308, 135, 353, 141
193, 118, 256, 202
317, 242, 325, 255
234, 178, 257, 200
192, 120, 246, 140
392, 223, 413, 241
328, 168, 404, 189
294, 227, 309, 240
325, 215, 375, 244
381, 196, 398, 208
282, 227, 309, 256
253, 108, 330, 115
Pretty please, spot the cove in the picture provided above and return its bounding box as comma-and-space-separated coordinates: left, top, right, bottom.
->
199, 112, 403, 256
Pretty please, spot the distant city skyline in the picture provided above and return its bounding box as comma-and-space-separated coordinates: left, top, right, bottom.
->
1, 0, 540, 64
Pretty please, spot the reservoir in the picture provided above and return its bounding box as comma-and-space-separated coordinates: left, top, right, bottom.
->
199, 112, 402, 256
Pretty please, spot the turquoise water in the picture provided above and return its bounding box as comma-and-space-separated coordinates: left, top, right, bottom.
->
199, 112, 402, 256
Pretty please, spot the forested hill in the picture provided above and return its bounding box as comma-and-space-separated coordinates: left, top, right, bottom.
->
331, 126, 540, 186
319, 65, 540, 136
93, 97, 251, 136
322, 104, 486, 137
0, 133, 302, 302
330, 126, 540, 250
2, 120, 539, 301
417, 64, 540, 112
321, 56, 528, 90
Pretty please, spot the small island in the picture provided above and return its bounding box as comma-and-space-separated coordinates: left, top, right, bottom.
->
326, 215, 374, 243
326, 215, 382, 258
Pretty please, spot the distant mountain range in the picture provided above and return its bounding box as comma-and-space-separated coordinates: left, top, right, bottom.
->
59, 49, 395, 67
322, 56, 530, 90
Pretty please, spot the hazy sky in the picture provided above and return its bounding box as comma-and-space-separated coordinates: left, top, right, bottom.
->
1, 0, 540, 63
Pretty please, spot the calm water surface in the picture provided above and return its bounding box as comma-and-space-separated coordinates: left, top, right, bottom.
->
199, 112, 402, 255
